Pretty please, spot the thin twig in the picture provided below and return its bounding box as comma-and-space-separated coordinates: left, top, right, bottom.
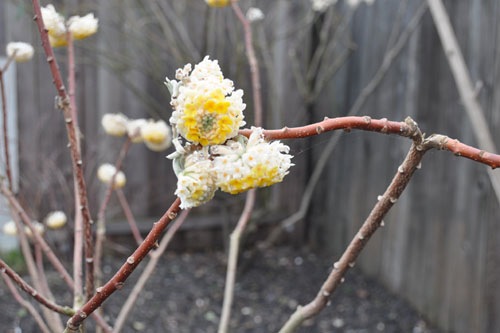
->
0, 71, 13, 190
426, 0, 500, 203
232, 2, 263, 127
64, 198, 182, 331
1, 272, 51, 333
112, 210, 190, 332
31, 0, 95, 301
0, 258, 75, 316
116, 189, 144, 246
218, 189, 257, 333
217, 4, 264, 332
278, 121, 429, 332
95, 138, 132, 283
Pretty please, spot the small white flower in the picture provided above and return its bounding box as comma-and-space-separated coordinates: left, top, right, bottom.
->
246, 8, 264, 22
68, 13, 98, 40
174, 149, 216, 209
41, 4, 66, 38
102, 113, 129, 137
6, 42, 34, 63
97, 163, 126, 189
45, 211, 67, 229
311, 0, 337, 12
126, 119, 148, 143
141, 120, 172, 152
2, 220, 17, 236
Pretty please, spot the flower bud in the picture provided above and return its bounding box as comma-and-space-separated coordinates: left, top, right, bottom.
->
141, 120, 172, 152
45, 211, 67, 229
68, 13, 98, 40
2, 220, 17, 236
102, 113, 128, 137
6, 42, 34, 62
97, 163, 126, 189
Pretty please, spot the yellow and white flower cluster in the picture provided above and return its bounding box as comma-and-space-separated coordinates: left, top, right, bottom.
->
41, 4, 98, 48
101, 114, 172, 152
167, 58, 293, 209
168, 56, 245, 147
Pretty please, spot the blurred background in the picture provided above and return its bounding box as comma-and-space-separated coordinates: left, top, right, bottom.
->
1, 1, 500, 332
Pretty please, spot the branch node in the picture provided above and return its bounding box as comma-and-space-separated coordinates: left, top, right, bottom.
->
377, 195, 383, 201
348, 262, 356, 268
389, 197, 398, 204
115, 282, 124, 290
397, 165, 405, 174
380, 220, 385, 227
363, 116, 372, 124
333, 262, 340, 269
96, 287, 103, 294
167, 211, 177, 220
381, 118, 389, 133
321, 290, 330, 297
358, 233, 365, 240
315, 126, 324, 134
126, 256, 135, 265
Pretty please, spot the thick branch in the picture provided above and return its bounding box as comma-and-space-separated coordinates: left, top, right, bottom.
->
239, 116, 500, 169
31, 0, 95, 300
65, 198, 182, 331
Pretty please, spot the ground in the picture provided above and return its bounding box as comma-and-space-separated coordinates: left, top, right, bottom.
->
0, 246, 441, 333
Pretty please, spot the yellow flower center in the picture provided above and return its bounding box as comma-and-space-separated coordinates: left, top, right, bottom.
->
181, 89, 234, 146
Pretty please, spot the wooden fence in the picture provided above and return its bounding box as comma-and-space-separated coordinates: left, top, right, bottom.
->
1, 0, 500, 332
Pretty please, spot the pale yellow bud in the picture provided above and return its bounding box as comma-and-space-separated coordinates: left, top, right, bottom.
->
2, 221, 17, 236
45, 211, 67, 229
6, 42, 34, 62
102, 113, 128, 137
68, 13, 98, 40
141, 120, 171, 152
97, 164, 126, 189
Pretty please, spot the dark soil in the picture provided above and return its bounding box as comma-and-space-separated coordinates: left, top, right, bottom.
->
0, 246, 441, 333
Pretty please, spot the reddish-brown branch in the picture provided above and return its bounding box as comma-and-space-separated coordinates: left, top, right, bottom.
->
65, 198, 182, 331
116, 189, 144, 246
239, 116, 500, 169
0, 258, 75, 316
32, 0, 95, 301
95, 138, 133, 285
0, 71, 13, 190
232, 2, 263, 126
